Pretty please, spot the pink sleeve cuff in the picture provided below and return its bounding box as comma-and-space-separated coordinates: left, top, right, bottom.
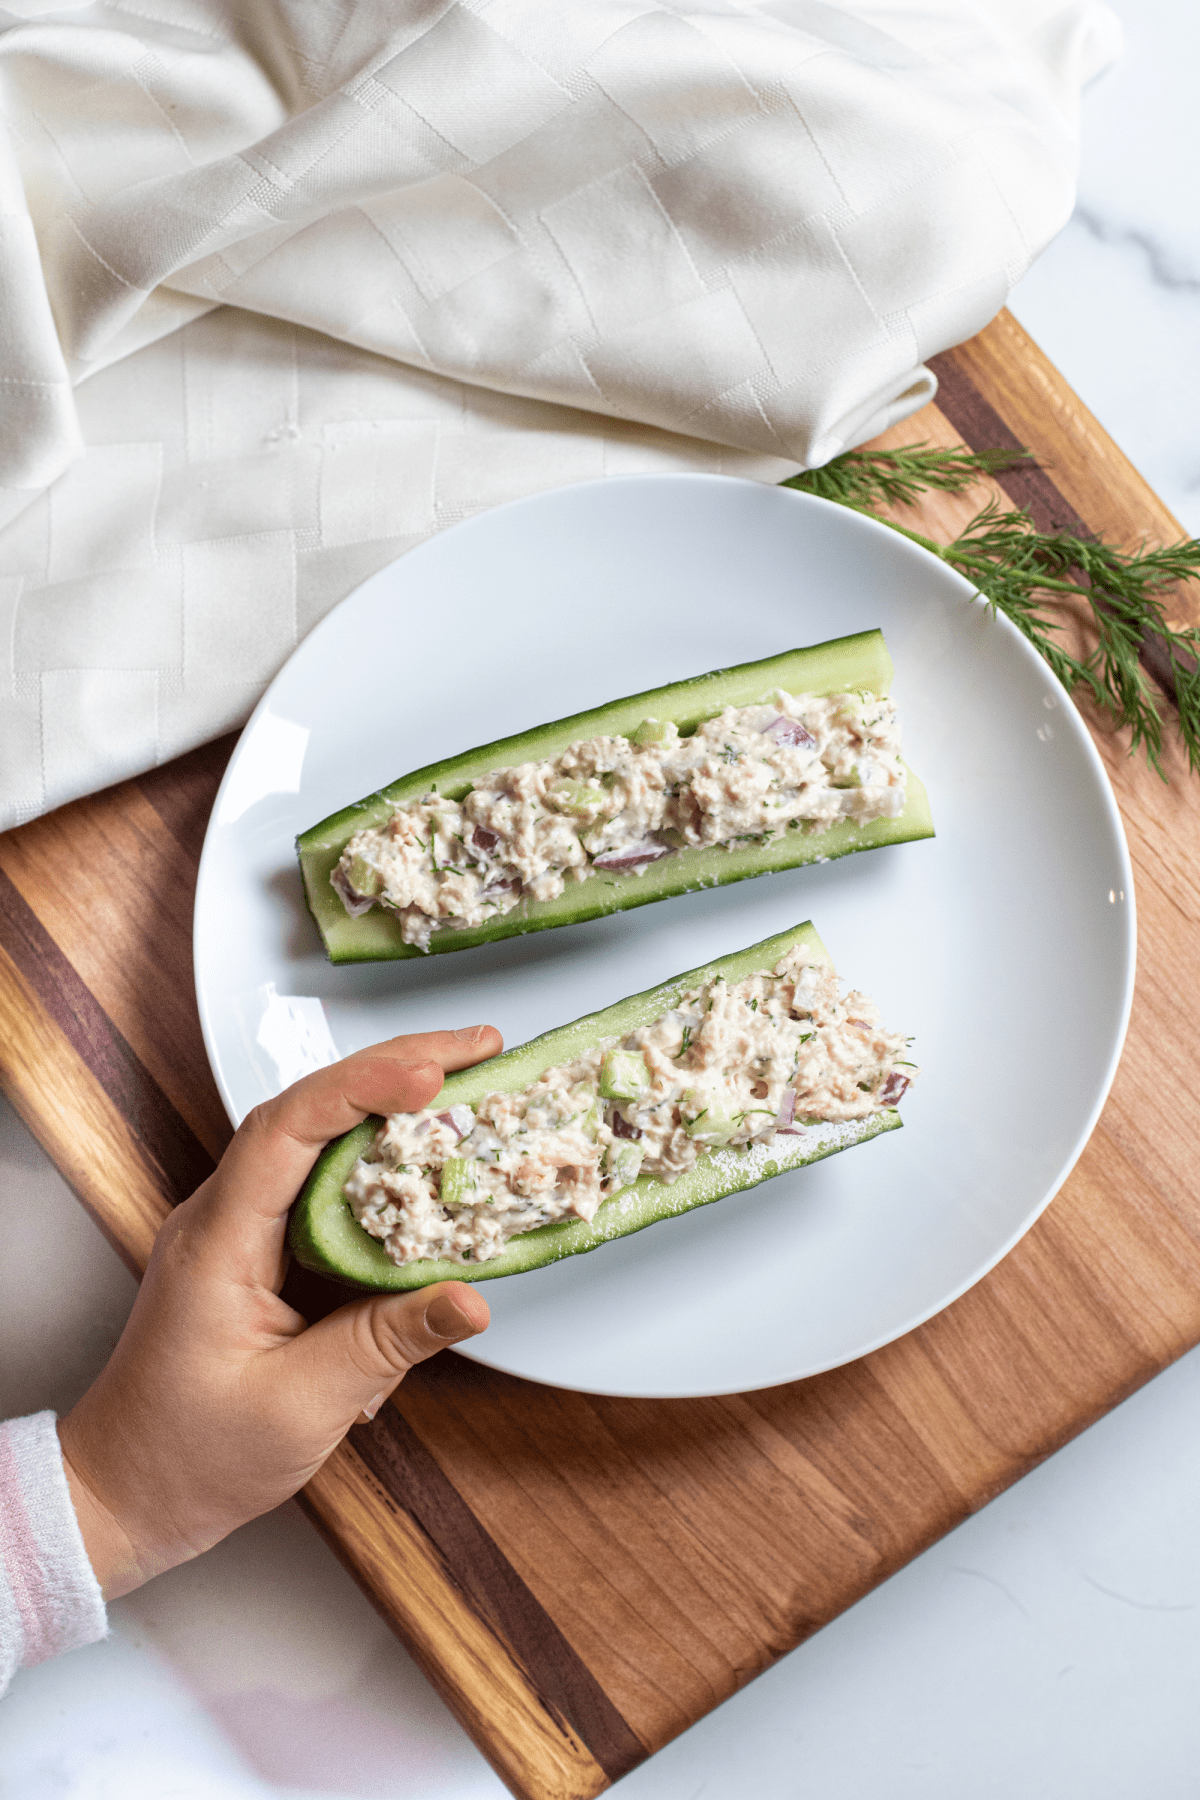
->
0, 1412, 107, 1694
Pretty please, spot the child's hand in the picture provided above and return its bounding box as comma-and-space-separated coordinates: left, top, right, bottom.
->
57, 1027, 501, 1599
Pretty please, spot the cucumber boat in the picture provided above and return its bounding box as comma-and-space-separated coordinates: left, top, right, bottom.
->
289, 921, 908, 1292
297, 631, 934, 964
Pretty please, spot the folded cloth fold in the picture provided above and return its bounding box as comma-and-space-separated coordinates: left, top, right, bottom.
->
0, 1413, 107, 1695
0, 0, 1120, 827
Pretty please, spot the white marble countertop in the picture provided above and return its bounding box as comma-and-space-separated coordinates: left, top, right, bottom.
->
4, 2, 1200, 1791
1010, 0, 1200, 537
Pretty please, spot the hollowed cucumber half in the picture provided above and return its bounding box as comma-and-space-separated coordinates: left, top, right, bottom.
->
288, 921, 904, 1292
297, 630, 934, 964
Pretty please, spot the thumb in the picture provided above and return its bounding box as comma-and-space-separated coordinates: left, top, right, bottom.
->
290, 1282, 490, 1425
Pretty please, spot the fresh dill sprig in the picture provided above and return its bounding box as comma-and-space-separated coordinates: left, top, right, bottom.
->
792, 443, 1032, 511
784, 446, 1200, 777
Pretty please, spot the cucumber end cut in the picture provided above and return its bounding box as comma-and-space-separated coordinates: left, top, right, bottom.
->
287, 920, 908, 1292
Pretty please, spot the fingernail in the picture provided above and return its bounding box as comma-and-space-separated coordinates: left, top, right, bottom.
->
425, 1293, 479, 1340
453, 1025, 490, 1042
361, 1392, 385, 1421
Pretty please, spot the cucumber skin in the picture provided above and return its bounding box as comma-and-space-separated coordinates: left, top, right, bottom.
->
287, 921, 904, 1293
297, 631, 935, 965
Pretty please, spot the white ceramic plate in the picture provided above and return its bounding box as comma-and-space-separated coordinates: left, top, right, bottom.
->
194, 476, 1135, 1399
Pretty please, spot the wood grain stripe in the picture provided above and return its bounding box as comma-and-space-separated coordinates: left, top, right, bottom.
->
301, 1439, 612, 1800
0, 782, 231, 1160
951, 314, 1187, 545
135, 734, 238, 864
351, 1405, 646, 1783
0, 943, 170, 1273
928, 348, 1088, 535
0, 866, 214, 1208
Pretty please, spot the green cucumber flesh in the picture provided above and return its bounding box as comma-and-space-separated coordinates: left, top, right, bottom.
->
598, 1049, 650, 1100
287, 920, 903, 1292
682, 1092, 741, 1145
297, 630, 934, 965
631, 718, 673, 746
608, 1142, 645, 1185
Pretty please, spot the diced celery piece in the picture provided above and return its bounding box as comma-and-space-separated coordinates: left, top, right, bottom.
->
607, 1141, 644, 1188
548, 782, 605, 817
348, 856, 382, 896
439, 1156, 478, 1208
631, 718, 677, 747
599, 1049, 649, 1101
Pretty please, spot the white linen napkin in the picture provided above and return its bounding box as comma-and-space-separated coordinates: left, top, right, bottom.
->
0, 0, 1120, 826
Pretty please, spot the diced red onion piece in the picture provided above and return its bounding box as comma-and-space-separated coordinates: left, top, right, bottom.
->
331, 864, 376, 918
592, 841, 675, 873
438, 1104, 476, 1141
879, 1071, 910, 1106
610, 1111, 641, 1141
414, 1118, 430, 1137
774, 1088, 796, 1129
472, 825, 500, 854
763, 715, 817, 750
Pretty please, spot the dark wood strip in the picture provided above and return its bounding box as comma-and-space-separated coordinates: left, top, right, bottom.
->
928, 349, 1087, 535
351, 1400, 646, 1784
135, 732, 238, 864
0, 867, 214, 1205
929, 347, 1188, 710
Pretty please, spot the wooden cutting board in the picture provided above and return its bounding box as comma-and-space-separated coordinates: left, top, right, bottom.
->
3, 310, 1200, 1800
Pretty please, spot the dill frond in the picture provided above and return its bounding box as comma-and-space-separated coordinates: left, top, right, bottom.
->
784, 448, 1200, 777
787, 443, 1032, 511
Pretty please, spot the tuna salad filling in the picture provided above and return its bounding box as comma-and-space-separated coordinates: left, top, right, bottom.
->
332, 690, 907, 950
344, 945, 915, 1268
